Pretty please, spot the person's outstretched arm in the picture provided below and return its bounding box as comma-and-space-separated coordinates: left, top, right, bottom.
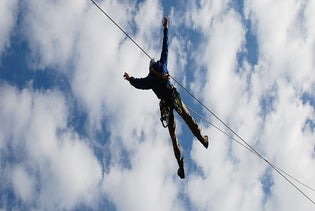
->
123, 72, 151, 90
159, 17, 168, 65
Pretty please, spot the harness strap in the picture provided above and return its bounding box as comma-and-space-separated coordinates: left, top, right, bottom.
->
168, 84, 183, 114
150, 68, 169, 80
159, 100, 170, 128
159, 85, 184, 128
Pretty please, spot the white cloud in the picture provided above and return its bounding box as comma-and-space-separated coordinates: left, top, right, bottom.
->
2, 0, 315, 210
70, 0, 164, 131
0, 0, 17, 57
0, 84, 102, 210
103, 138, 182, 211
2, 0, 184, 210
260, 80, 315, 210
200, 9, 246, 119
245, 0, 315, 87
12, 165, 35, 203
22, 0, 87, 70
185, 0, 229, 30
37, 135, 102, 209
134, 0, 163, 49
180, 0, 315, 210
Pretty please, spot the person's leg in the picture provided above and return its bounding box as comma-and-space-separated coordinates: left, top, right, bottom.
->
167, 111, 185, 179
178, 101, 209, 148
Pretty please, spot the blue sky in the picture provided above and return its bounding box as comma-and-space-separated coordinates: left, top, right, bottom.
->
1, 0, 315, 210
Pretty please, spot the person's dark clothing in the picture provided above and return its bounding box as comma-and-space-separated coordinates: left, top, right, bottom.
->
129, 28, 171, 101
128, 26, 207, 179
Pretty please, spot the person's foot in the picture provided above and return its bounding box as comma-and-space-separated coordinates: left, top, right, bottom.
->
177, 158, 185, 179
200, 135, 209, 149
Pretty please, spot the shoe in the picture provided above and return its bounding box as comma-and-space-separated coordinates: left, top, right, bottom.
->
200, 135, 209, 149
177, 168, 185, 179
177, 158, 185, 179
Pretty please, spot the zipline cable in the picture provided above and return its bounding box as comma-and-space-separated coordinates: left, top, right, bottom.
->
90, 0, 152, 60
185, 105, 255, 154
186, 105, 315, 199
171, 75, 264, 158
172, 75, 315, 199
90, 0, 315, 204
172, 76, 315, 200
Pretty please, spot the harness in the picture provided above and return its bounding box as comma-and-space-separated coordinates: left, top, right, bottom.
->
160, 100, 171, 128
149, 68, 183, 128
159, 84, 183, 128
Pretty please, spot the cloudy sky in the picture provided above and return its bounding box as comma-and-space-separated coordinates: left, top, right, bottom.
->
1, 0, 315, 210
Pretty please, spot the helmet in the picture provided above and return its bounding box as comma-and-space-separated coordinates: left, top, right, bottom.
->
149, 58, 155, 70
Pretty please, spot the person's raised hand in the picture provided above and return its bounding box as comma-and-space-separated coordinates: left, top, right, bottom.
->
123, 72, 130, 81
163, 17, 168, 28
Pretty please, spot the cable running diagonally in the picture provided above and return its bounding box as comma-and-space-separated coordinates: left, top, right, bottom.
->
90, 0, 315, 205
90, 0, 152, 60
185, 105, 315, 203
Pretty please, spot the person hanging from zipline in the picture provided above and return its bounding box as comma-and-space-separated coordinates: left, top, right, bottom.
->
123, 17, 208, 179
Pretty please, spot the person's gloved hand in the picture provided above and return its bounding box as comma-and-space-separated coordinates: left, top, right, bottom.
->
163, 17, 168, 28
123, 72, 131, 81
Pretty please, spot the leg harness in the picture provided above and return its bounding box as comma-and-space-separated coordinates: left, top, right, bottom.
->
159, 84, 183, 128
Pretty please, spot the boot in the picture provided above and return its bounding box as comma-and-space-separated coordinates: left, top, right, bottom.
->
199, 135, 209, 149
177, 157, 185, 179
